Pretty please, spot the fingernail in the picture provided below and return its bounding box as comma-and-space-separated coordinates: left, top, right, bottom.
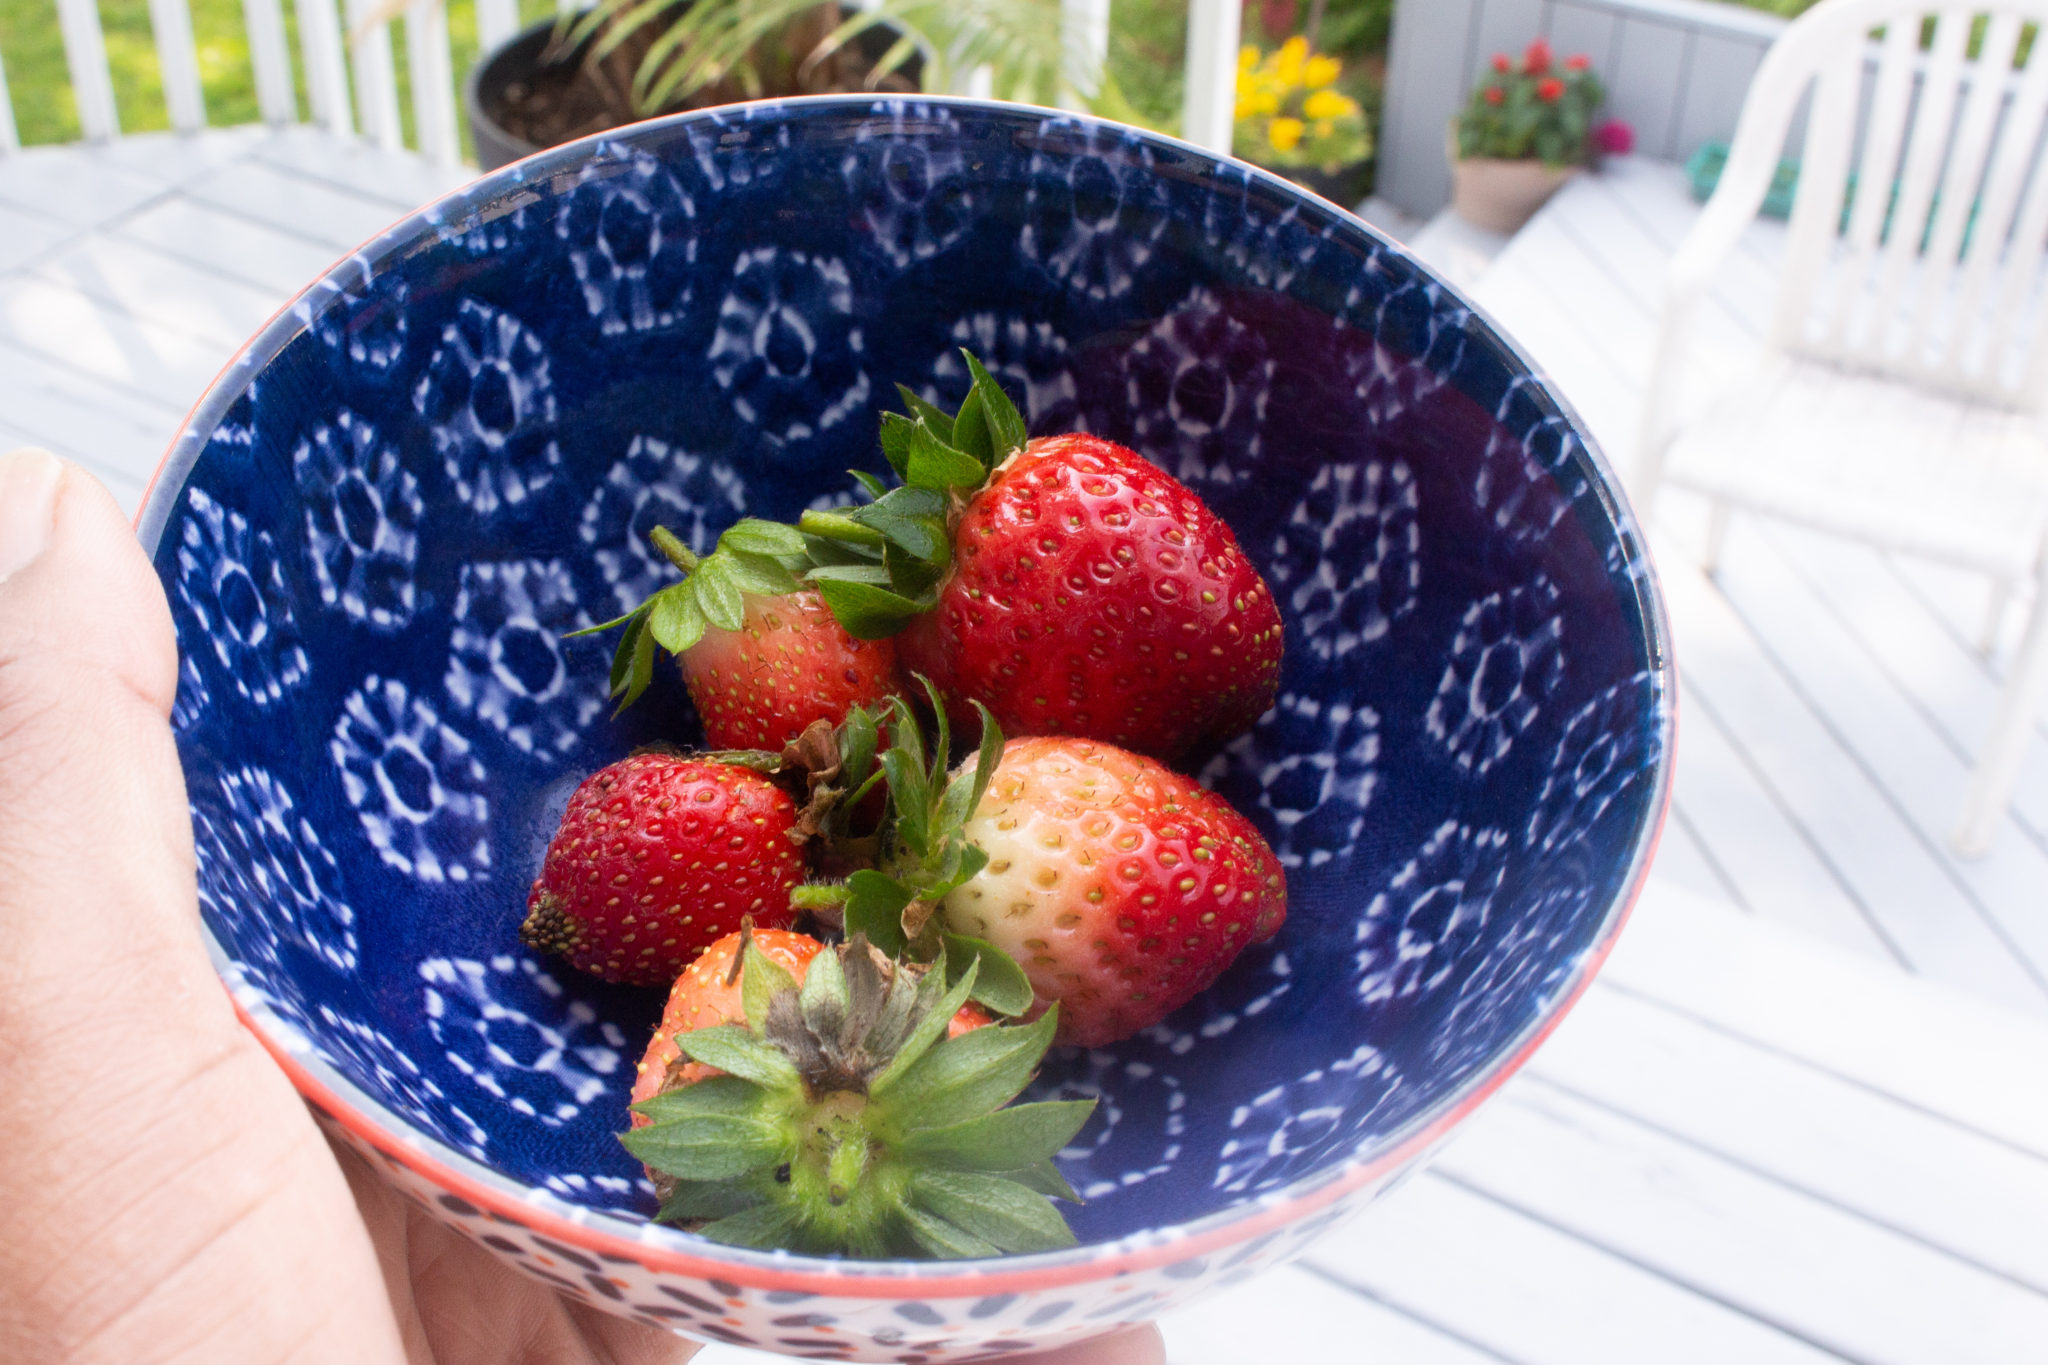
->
0, 448, 65, 583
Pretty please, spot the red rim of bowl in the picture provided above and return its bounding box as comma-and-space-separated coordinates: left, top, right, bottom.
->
138, 94, 1678, 1300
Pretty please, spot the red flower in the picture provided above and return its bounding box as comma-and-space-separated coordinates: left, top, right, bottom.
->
1485, 86, 1506, 105
1524, 38, 1553, 73
1492, 53, 1512, 73
1536, 76, 1565, 102
1594, 118, 1636, 154
1566, 53, 1591, 71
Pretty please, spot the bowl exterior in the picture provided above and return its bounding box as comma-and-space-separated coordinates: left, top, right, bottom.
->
145, 97, 1672, 1360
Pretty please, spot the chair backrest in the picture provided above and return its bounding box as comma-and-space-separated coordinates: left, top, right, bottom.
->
1729, 0, 2048, 410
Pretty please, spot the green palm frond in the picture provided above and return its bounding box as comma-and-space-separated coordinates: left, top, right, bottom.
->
569, 0, 1099, 118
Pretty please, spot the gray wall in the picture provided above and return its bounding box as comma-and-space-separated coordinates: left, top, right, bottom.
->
1379, 0, 1789, 217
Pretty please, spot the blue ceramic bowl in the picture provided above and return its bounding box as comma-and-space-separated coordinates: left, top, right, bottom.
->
140, 99, 1672, 1361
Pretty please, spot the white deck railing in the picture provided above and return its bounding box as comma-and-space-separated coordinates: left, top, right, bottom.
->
0, 0, 1244, 166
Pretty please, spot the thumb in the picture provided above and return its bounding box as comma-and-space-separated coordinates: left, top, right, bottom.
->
0, 450, 406, 1365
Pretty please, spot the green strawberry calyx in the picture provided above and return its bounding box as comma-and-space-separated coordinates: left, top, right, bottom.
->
793, 679, 1034, 1019
795, 351, 1029, 641
622, 933, 1093, 1259
573, 517, 813, 712
581, 352, 1030, 711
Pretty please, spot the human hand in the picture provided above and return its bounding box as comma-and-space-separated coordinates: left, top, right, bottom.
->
0, 449, 1165, 1365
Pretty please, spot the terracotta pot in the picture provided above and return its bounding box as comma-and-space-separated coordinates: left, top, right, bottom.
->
1449, 153, 1581, 235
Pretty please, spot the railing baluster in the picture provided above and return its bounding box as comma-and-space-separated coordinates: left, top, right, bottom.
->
300, 0, 358, 133
476, 0, 520, 54
345, 0, 406, 150
406, 0, 460, 164
1181, 0, 1240, 154
243, 0, 298, 123
0, 39, 19, 154
148, 0, 209, 130
1059, 0, 1109, 110
55, 0, 122, 141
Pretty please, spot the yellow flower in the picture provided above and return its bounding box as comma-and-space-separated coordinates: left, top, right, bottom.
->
1276, 36, 1309, 87
1249, 89, 1281, 116
1303, 89, 1358, 121
1268, 117, 1305, 152
1304, 54, 1342, 88
1239, 45, 1260, 71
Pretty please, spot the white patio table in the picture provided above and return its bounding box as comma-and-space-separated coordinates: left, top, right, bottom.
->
3, 128, 2046, 1364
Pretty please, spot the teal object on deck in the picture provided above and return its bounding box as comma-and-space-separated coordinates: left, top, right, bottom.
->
1685, 138, 1981, 253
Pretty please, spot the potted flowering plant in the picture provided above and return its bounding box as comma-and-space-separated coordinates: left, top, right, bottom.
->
1450, 38, 1632, 234
1234, 36, 1374, 208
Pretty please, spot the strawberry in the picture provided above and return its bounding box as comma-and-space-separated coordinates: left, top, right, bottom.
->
519, 751, 804, 986
895, 430, 1283, 761
593, 354, 1283, 764
823, 696, 1284, 1047
629, 928, 988, 1111
624, 934, 1092, 1258
937, 736, 1285, 1048
679, 587, 903, 750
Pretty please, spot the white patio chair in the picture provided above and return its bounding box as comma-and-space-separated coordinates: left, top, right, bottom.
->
1634, 0, 2048, 857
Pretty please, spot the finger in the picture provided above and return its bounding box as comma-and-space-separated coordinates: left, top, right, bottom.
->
335, 1141, 698, 1365
0, 453, 405, 1365
1024, 1325, 1169, 1365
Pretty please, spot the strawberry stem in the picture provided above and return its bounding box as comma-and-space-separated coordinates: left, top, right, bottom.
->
800, 510, 888, 547
648, 525, 699, 575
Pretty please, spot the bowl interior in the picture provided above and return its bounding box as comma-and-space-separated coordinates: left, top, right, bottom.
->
147, 100, 1669, 1254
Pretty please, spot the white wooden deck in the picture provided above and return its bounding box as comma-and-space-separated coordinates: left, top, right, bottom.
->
5, 128, 2048, 1363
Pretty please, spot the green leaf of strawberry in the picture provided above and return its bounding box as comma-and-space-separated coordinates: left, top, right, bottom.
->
625, 938, 1089, 1259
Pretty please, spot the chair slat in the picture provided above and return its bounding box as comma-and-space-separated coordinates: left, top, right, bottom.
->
242, 0, 298, 123
1181, 0, 1241, 154
1862, 10, 1971, 367
1915, 14, 2025, 380
1824, 19, 1921, 355
406, 0, 460, 165
0, 39, 20, 154
1943, 26, 2048, 394
1773, 48, 1861, 352
1981, 114, 2048, 399
55, 0, 122, 141
344, 0, 405, 151
299, 0, 357, 133
475, 0, 520, 54
148, 0, 208, 131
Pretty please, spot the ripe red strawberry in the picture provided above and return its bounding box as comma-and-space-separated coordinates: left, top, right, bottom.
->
631, 928, 993, 1111
520, 752, 803, 986
680, 588, 904, 749
624, 933, 1089, 1259
897, 431, 1283, 762
791, 354, 1283, 764
936, 735, 1286, 1048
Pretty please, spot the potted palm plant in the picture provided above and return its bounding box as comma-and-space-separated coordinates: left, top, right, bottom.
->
1450, 38, 1631, 234
466, 0, 1081, 170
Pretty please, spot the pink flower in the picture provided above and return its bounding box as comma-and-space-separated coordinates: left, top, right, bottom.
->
1524, 38, 1553, 74
1594, 119, 1636, 154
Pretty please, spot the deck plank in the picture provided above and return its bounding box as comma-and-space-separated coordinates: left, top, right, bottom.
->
1161, 1263, 1504, 1365
115, 196, 344, 300
1305, 1171, 1843, 1365
0, 201, 70, 274
180, 158, 409, 252
0, 335, 185, 495
35, 234, 289, 351
1529, 986, 2048, 1294
1438, 1086, 2048, 1365
0, 274, 237, 414
0, 148, 171, 229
